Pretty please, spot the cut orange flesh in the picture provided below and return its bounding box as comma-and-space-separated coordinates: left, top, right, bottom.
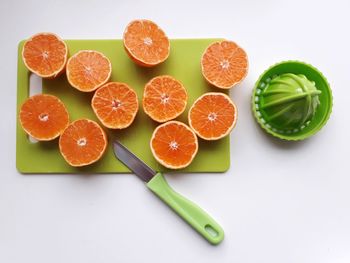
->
201, 40, 248, 89
19, 94, 69, 141
92, 82, 139, 129
188, 92, 237, 140
143, 75, 187, 122
123, 19, 170, 67
22, 33, 68, 78
66, 50, 112, 92
150, 121, 198, 169
59, 119, 107, 167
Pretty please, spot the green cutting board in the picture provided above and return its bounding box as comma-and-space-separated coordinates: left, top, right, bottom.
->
16, 39, 230, 173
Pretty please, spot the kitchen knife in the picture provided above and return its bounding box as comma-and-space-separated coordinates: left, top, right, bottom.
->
113, 140, 224, 245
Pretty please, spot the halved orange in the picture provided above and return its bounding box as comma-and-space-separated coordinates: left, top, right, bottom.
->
201, 40, 248, 89
188, 92, 237, 140
22, 33, 68, 78
66, 50, 112, 92
143, 75, 187, 123
91, 82, 139, 129
19, 94, 69, 141
150, 121, 198, 169
123, 19, 170, 67
59, 119, 107, 167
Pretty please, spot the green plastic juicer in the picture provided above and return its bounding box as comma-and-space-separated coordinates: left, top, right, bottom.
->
252, 61, 333, 140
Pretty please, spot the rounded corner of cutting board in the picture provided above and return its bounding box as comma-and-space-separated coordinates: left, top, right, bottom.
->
16, 162, 28, 174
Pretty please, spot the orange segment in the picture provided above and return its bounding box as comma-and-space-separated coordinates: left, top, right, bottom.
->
201, 40, 248, 89
123, 19, 170, 67
66, 50, 112, 92
188, 92, 237, 140
150, 121, 198, 169
92, 82, 139, 129
59, 119, 107, 167
143, 75, 187, 122
22, 33, 68, 78
19, 94, 69, 141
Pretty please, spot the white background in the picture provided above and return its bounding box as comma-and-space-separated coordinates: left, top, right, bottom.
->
1, 0, 349, 262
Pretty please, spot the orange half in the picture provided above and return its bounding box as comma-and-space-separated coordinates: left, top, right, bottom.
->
123, 19, 170, 67
201, 40, 248, 89
92, 82, 139, 129
59, 119, 107, 167
143, 75, 187, 122
19, 94, 69, 141
22, 32, 68, 78
150, 121, 198, 169
66, 50, 112, 92
188, 92, 237, 140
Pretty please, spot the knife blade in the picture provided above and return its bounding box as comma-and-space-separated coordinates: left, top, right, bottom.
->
113, 140, 225, 245
113, 141, 155, 182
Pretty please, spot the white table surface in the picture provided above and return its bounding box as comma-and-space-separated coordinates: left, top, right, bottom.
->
1, 0, 349, 262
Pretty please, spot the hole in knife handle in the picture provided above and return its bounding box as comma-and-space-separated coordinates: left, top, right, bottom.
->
205, 224, 219, 237
27, 73, 42, 143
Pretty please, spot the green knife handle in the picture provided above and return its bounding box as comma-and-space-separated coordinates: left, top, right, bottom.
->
146, 173, 224, 245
